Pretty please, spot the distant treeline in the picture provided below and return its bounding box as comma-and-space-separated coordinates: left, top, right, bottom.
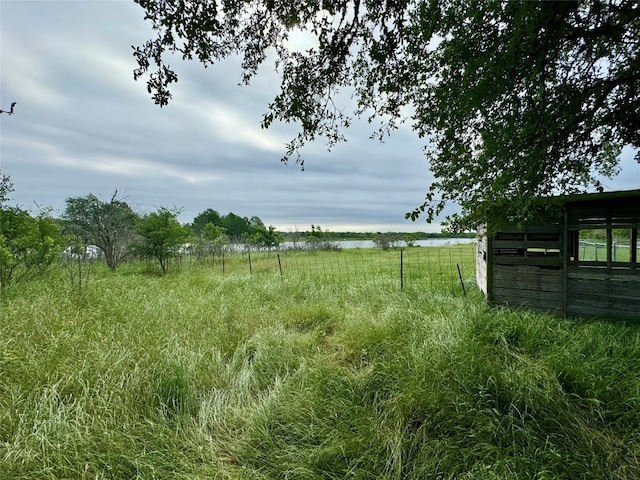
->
278, 230, 476, 241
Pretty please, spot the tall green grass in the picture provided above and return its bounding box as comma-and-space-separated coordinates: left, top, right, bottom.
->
170, 244, 475, 292
1, 250, 639, 478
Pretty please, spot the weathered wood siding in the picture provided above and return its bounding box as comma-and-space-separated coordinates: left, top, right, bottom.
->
565, 192, 639, 319
492, 265, 563, 313
567, 269, 640, 319
476, 228, 489, 296
490, 227, 564, 314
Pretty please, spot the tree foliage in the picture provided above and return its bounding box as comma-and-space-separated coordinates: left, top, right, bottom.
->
220, 212, 250, 241
303, 225, 339, 250
244, 224, 283, 249
191, 209, 280, 248
63, 193, 139, 271
0, 169, 13, 206
0, 172, 62, 287
191, 208, 223, 235
372, 232, 401, 250
133, 0, 640, 230
0, 207, 62, 287
190, 222, 229, 263
201, 222, 227, 242
133, 207, 189, 274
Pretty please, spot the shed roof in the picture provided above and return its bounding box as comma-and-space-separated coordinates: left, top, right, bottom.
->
559, 189, 640, 204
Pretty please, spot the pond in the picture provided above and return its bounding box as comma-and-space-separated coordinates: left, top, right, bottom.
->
281, 238, 476, 250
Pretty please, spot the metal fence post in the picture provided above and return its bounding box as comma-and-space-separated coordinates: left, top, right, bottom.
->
457, 264, 466, 297
400, 249, 404, 290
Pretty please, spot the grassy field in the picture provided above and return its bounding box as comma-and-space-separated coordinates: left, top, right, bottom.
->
181, 245, 475, 292
1, 245, 639, 479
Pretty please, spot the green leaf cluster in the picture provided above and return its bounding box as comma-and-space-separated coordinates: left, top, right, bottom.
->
192, 209, 282, 248
132, 207, 190, 274
63, 193, 139, 271
0, 207, 62, 287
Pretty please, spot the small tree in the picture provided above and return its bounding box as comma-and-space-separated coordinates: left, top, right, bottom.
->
0, 207, 62, 287
61, 234, 93, 293
287, 226, 304, 250
63, 192, 138, 271
191, 222, 228, 263
403, 233, 421, 248
372, 232, 401, 251
245, 225, 282, 250
202, 223, 227, 243
133, 207, 189, 274
304, 225, 339, 251
0, 173, 62, 287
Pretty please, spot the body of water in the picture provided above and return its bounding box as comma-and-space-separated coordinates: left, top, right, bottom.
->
281, 238, 476, 250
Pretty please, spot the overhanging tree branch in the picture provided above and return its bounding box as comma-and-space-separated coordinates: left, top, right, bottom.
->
132, 0, 640, 230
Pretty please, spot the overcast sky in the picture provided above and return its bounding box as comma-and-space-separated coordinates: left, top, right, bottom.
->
1, 1, 638, 233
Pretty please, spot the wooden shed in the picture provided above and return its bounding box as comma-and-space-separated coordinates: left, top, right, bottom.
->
476, 189, 640, 319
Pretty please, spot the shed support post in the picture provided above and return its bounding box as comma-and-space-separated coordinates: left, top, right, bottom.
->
607, 227, 613, 270
487, 233, 494, 302
562, 206, 569, 317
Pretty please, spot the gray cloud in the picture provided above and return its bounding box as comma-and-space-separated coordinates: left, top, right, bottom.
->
1, 1, 637, 233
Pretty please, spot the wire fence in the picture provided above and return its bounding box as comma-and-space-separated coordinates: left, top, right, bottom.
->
578, 240, 638, 262
181, 244, 477, 293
